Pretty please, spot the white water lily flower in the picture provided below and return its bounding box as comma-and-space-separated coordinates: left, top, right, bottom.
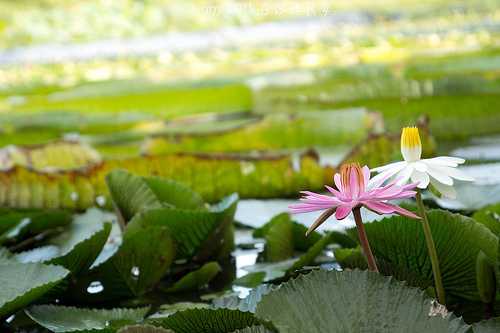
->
370, 127, 474, 199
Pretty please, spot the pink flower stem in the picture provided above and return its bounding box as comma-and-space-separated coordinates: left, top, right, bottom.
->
352, 206, 379, 273
416, 189, 446, 305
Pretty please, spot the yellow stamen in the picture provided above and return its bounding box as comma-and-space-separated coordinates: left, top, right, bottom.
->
340, 162, 364, 190
401, 126, 421, 149
401, 127, 422, 162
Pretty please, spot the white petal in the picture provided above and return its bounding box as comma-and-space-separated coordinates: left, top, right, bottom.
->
425, 164, 454, 186
412, 161, 427, 172
423, 156, 465, 167
429, 164, 474, 182
410, 170, 430, 188
430, 177, 457, 199
371, 161, 406, 173
396, 164, 414, 186
367, 162, 406, 189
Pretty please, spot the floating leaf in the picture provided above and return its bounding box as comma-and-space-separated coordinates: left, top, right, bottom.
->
141, 176, 205, 211
118, 325, 174, 333
472, 203, 500, 236
0, 210, 72, 247
232, 272, 267, 289
231, 326, 274, 333
0, 127, 414, 209
26, 305, 150, 332
109, 227, 178, 296
167, 262, 221, 293
0, 262, 69, 319
14, 246, 60, 263
211, 284, 277, 314
141, 108, 383, 154
0, 140, 101, 171
124, 194, 238, 261
261, 213, 294, 262
46, 222, 112, 277
152, 308, 260, 333
472, 317, 500, 332
347, 210, 498, 300
105, 169, 162, 222
334, 247, 434, 291
255, 269, 470, 333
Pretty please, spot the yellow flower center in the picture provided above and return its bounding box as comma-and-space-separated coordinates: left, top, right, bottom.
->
340, 162, 364, 195
400, 126, 422, 162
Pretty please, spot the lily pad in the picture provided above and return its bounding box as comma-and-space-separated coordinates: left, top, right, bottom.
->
124, 194, 238, 262
25, 305, 150, 332
0, 262, 69, 319
166, 262, 221, 293
152, 308, 260, 333
46, 222, 112, 277
118, 325, 174, 333
347, 210, 498, 300
255, 269, 470, 333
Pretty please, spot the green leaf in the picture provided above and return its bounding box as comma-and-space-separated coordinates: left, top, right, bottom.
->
0, 210, 72, 247
118, 325, 174, 333
287, 232, 335, 272
152, 308, 260, 333
347, 209, 499, 300
46, 222, 112, 277
105, 169, 162, 222
211, 284, 277, 313
472, 317, 500, 332
124, 194, 238, 261
25, 305, 150, 332
141, 176, 205, 210
472, 203, 500, 236
334, 247, 434, 291
255, 269, 471, 333
141, 109, 380, 154
232, 272, 267, 289
110, 227, 179, 296
232, 326, 274, 333
14, 246, 60, 263
0, 262, 69, 319
262, 213, 294, 262
153, 302, 210, 318
167, 262, 221, 293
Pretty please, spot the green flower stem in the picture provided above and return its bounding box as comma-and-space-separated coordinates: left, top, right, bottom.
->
352, 206, 379, 273
416, 189, 446, 305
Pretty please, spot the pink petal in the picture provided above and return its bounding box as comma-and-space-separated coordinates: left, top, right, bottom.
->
363, 201, 396, 214
299, 198, 341, 205
363, 201, 420, 220
300, 191, 336, 201
335, 205, 352, 220
325, 185, 342, 197
286, 206, 329, 214
361, 165, 370, 190
371, 190, 417, 201
350, 167, 358, 199
334, 173, 343, 194
391, 205, 421, 220
366, 171, 392, 192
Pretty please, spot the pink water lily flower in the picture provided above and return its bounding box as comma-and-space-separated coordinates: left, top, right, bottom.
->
287, 163, 421, 236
